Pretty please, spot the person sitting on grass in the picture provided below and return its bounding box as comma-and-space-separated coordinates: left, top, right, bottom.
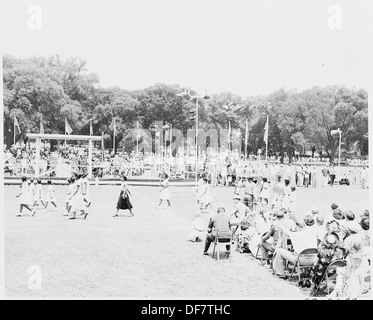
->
186, 213, 205, 242
203, 207, 232, 256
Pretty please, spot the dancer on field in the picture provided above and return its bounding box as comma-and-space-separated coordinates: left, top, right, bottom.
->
44, 180, 57, 209
156, 173, 171, 210
69, 173, 89, 220
15, 176, 35, 217
63, 177, 74, 216
113, 175, 134, 217
32, 179, 46, 209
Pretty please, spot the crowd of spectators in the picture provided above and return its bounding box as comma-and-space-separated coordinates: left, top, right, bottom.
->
195, 190, 370, 297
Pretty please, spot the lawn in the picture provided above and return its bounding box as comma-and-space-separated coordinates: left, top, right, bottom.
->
3, 182, 369, 298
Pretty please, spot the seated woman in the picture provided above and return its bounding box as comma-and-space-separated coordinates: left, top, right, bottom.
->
328, 235, 370, 298
236, 215, 257, 253
311, 232, 344, 293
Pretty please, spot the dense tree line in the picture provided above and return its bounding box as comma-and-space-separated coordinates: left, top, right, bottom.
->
3, 55, 368, 162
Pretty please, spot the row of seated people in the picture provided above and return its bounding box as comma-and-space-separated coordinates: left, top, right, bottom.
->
190, 196, 370, 297
198, 199, 370, 298
252, 205, 369, 297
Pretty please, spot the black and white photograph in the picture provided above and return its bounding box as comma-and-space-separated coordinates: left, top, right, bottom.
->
0, 0, 372, 305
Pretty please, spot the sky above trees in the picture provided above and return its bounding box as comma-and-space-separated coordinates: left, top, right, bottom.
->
1, 0, 370, 97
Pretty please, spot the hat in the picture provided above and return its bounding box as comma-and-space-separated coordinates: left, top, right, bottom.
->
333, 209, 344, 220
311, 206, 319, 215
327, 220, 340, 232
233, 195, 241, 200
347, 221, 360, 234
304, 215, 315, 227
324, 233, 339, 246
344, 211, 355, 221
360, 217, 369, 231
331, 203, 339, 210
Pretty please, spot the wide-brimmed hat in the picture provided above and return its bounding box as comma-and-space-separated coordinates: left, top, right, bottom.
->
324, 233, 339, 246
304, 215, 315, 227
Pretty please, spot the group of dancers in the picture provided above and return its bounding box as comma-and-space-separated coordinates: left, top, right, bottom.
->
16, 173, 91, 219
16, 176, 58, 217
15, 171, 175, 219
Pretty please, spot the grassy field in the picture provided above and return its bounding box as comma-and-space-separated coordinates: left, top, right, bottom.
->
4, 182, 369, 298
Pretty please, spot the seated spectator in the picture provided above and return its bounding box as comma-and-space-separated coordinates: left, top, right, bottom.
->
328, 235, 370, 298
186, 214, 205, 242
259, 210, 296, 265
236, 218, 257, 253
329, 209, 349, 239
311, 206, 320, 220
325, 220, 345, 248
232, 195, 250, 220
203, 207, 232, 256
324, 203, 339, 223
311, 232, 344, 293
315, 216, 327, 245
272, 215, 318, 279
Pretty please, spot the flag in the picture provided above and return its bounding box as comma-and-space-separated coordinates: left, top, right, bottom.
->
40, 116, 44, 134
65, 118, 73, 135
14, 116, 22, 143
136, 120, 139, 129
264, 116, 269, 145
90, 119, 93, 136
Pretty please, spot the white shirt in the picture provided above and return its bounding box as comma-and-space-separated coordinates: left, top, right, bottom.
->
288, 226, 318, 254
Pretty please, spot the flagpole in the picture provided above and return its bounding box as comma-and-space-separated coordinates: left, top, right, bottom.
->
265, 115, 269, 162
136, 121, 139, 155
13, 117, 16, 146
169, 123, 172, 157
64, 117, 67, 150
245, 118, 248, 160
101, 131, 104, 162
228, 120, 231, 152
113, 117, 116, 154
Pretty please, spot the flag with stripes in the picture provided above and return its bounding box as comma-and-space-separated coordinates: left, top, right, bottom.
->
40, 116, 44, 134
90, 119, 93, 136
65, 118, 73, 135
264, 116, 269, 145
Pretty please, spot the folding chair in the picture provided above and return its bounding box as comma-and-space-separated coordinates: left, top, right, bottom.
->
314, 259, 347, 294
289, 248, 319, 282
212, 228, 233, 261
